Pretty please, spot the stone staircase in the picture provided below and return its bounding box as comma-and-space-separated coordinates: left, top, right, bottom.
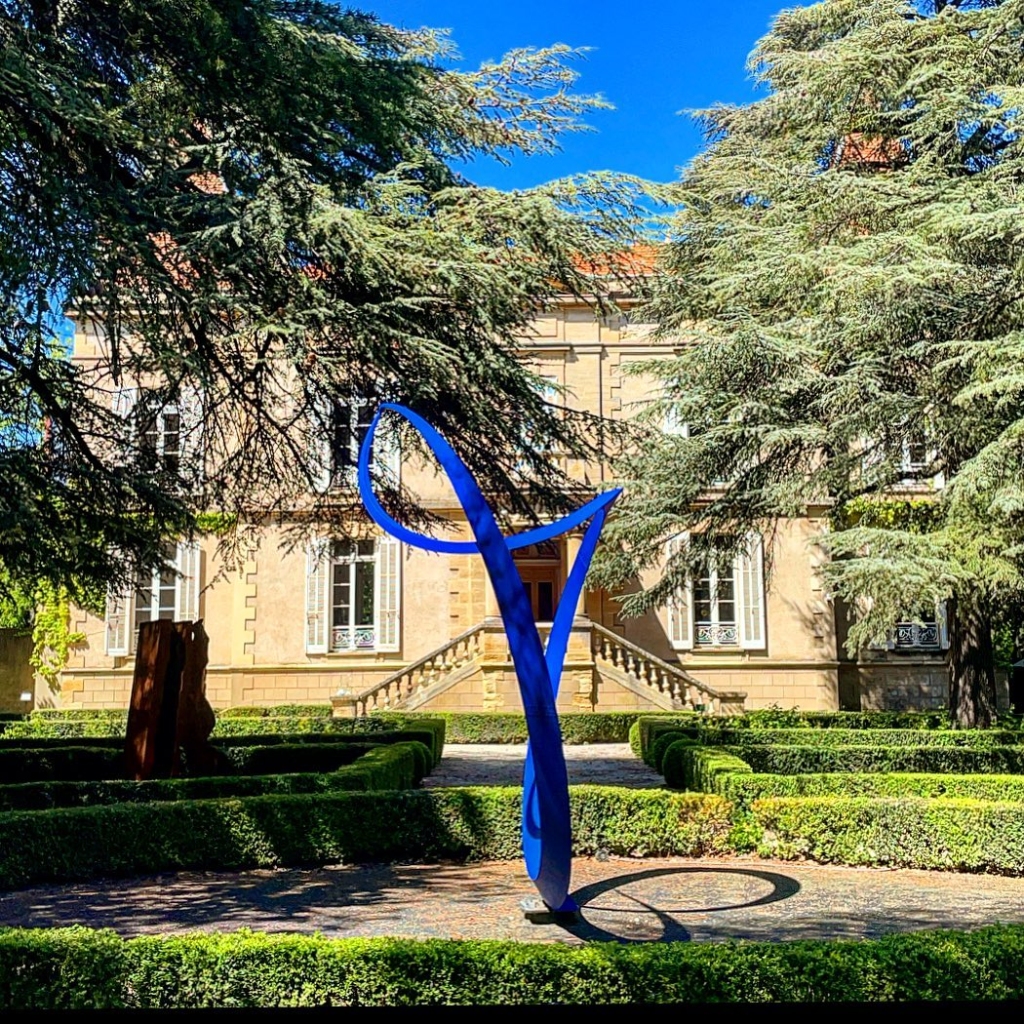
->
590, 623, 745, 714
334, 619, 746, 716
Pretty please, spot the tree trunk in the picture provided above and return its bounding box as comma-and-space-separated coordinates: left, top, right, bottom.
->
947, 594, 998, 728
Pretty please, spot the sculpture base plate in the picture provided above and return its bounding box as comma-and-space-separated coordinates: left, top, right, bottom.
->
520, 897, 581, 925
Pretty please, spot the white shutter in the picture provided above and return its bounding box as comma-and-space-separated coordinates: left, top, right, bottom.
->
104, 558, 134, 657
175, 540, 201, 622
178, 386, 204, 484
737, 533, 767, 650
309, 394, 333, 493
305, 539, 330, 654
666, 534, 693, 650
376, 534, 401, 652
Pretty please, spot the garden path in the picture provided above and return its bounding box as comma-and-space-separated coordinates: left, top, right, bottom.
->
421, 742, 663, 789
3, 857, 1023, 945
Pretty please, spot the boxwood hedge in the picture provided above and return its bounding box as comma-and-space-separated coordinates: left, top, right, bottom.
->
0, 787, 732, 890
665, 745, 753, 793
0, 743, 430, 811
3, 924, 1024, 1007
752, 796, 1024, 873
730, 745, 1024, 776
699, 728, 1021, 749
721, 772, 1024, 807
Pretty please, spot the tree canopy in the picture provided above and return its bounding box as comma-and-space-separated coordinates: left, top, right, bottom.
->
0, 0, 643, 604
599, 0, 1024, 724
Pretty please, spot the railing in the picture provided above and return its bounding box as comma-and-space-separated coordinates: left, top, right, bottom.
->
894, 622, 940, 649
353, 623, 485, 715
591, 622, 746, 713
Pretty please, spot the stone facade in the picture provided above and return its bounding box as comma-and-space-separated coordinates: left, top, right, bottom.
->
49, 298, 950, 713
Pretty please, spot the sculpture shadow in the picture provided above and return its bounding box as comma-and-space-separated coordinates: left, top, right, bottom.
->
559, 866, 801, 944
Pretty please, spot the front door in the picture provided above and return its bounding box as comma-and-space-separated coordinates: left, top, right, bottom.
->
518, 565, 560, 623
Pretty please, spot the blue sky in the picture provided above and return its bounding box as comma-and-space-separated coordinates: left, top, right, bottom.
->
366, 1, 807, 189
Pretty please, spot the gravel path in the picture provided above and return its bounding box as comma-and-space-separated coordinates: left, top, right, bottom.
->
422, 743, 664, 789
3, 857, 1023, 945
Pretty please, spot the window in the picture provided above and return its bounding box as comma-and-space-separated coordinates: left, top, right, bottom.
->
138, 395, 180, 475
305, 535, 401, 653
863, 600, 949, 652
309, 396, 399, 492
112, 385, 203, 482
105, 540, 201, 656
662, 414, 727, 486
665, 533, 766, 651
329, 540, 377, 650
894, 605, 948, 650
693, 556, 738, 646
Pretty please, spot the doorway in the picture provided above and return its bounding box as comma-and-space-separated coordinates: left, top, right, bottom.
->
518, 565, 560, 623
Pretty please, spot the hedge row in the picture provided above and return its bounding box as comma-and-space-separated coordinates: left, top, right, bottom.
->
369, 711, 650, 744
4, 924, 1024, 1007
699, 727, 1021, 749
0, 745, 125, 784
0, 729, 443, 783
721, 771, 1024, 806
665, 745, 753, 793
10, 711, 652, 745
221, 741, 432, 780
752, 796, 1024, 873
0, 787, 732, 890
0, 743, 431, 812
731, 745, 1024, 776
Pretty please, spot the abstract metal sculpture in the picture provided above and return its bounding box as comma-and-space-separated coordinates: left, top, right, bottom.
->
358, 404, 620, 912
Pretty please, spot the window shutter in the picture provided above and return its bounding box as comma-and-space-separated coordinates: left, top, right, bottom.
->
937, 601, 950, 650
178, 386, 204, 484
104, 561, 134, 657
662, 410, 689, 437
309, 394, 333, 493
175, 541, 201, 622
112, 385, 138, 457
305, 539, 330, 654
737, 534, 767, 651
376, 421, 401, 484
666, 534, 693, 650
376, 534, 401, 652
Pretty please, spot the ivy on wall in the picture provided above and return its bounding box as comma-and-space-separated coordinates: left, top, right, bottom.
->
30, 583, 90, 694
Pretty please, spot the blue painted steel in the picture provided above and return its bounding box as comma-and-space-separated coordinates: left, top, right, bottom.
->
357, 404, 620, 912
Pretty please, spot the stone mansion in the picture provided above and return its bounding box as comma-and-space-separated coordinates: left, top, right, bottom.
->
49, 286, 955, 716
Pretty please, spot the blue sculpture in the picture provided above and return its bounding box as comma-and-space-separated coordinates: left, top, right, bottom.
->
358, 404, 620, 912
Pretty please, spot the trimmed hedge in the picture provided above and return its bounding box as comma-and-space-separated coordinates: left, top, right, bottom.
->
221, 738, 433, 776
721, 771, 1024, 807
4, 924, 1024, 1007
637, 716, 702, 767
5, 712, 448, 757
736, 709, 951, 730
700, 728, 1021, 749
666, 745, 753, 793
380, 712, 646, 745
0, 743, 431, 811
730, 745, 1024, 776
0, 745, 125, 784
218, 704, 333, 718
649, 731, 695, 773
0, 730, 443, 783
0, 787, 732, 890
752, 796, 1024, 873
